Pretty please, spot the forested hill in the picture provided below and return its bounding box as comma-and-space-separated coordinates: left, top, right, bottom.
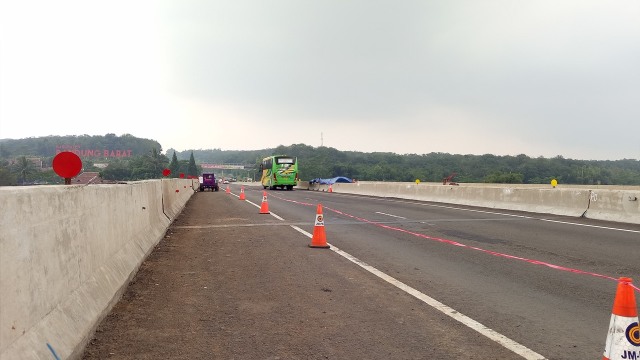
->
1, 135, 639, 185
173, 144, 640, 185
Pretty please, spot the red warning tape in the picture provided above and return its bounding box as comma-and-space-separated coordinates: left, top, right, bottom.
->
269, 194, 640, 292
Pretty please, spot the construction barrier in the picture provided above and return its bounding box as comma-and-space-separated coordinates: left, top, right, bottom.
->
583, 190, 640, 225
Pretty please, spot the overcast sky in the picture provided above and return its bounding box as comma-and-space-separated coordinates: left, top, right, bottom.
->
1, 0, 638, 160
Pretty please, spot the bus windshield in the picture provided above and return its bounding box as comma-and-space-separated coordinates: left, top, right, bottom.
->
276, 157, 295, 165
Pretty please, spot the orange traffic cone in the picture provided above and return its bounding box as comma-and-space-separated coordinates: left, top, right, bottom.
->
226, 185, 230, 194
259, 191, 270, 214
239, 186, 246, 200
603, 277, 639, 360
328, 184, 333, 193
309, 204, 330, 248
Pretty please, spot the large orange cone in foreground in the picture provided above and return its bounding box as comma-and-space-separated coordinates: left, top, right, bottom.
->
259, 191, 270, 214
309, 204, 330, 248
603, 277, 639, 360
239, 186, 246, 200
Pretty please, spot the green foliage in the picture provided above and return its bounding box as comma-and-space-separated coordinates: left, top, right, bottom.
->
165, 144, 640, 185
101, 160, 132, 181
2, 137, 639, 185
169, 151, 179, 177
0, 165, 18, 186
101, 149, 169, 181
12, 156, 37, 185
188, 152, 199, 177
483, 172, 524, 184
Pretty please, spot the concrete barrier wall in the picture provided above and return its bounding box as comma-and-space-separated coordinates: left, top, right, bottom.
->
307, 182, 639, 224
163, 178, 198, 219
583, 189, 640, 224
0, 179, 194, 360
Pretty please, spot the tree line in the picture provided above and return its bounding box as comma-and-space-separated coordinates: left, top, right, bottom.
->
173, 143, 640, 185
1, 136, 639, 185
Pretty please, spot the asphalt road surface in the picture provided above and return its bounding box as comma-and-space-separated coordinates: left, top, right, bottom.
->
82, 184, 640, 359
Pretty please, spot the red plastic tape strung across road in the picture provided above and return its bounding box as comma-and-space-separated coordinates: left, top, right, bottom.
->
269, 193, 640, 293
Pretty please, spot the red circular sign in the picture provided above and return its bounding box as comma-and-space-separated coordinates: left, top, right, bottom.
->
52, 152, 82, 178
162, 168, 171, 177
179, 173, 185, 178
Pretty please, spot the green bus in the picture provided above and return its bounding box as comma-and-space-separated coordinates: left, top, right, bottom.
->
260, 155, 298, 190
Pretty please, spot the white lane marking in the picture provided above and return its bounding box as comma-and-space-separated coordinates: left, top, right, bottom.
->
538, 219, 640, 234
375, 211, 407, 219
270, 212, 285, 221
290, 226, 546, 360
290, 225, 311, 237
246, 199, 285, 221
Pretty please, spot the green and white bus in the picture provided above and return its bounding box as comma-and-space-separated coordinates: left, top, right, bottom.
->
260, 155, 298, 190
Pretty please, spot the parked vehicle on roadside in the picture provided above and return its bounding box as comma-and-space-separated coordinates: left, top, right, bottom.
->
199, 173, 219, 192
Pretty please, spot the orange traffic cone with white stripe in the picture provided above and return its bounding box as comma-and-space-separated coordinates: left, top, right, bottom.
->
603, 277, 639, 360
328, 184, 333, 193
226, 185, 230, 194
259, 191, 269, 214
309, 204, 330, 248
239, 186, 246, 200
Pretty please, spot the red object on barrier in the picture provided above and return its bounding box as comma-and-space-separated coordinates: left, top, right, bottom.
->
309, 204, 330, 248
259, 191, 269, 214
239, 186, 246, 200
602, 277, 639, 360
162, 168, 171, 177
52, 152, 82, 184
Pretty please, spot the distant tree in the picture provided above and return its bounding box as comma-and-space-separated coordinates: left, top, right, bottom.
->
146, 148, 169, 178
169, 151, 179, 177
484, 172, 524, 184
187, 152, 198, 177
177, 160, 189, 177
36, 169, 64, 185
0, 160, 17, 186
101, 161, 132, 181
0, 144, 9, 158
12, 156, 37, 185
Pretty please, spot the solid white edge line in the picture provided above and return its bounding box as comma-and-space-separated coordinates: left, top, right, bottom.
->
539, 218, 640, 233
289, 224, 547, 360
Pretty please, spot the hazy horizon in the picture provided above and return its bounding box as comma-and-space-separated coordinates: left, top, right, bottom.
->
1, 1, 639, 161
